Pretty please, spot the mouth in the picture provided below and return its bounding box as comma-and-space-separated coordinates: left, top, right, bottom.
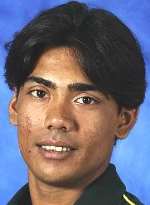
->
40, 145, 73, 152
36, 141, 76, 160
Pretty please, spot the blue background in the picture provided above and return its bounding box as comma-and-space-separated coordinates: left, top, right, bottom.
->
0, 0, 149, 204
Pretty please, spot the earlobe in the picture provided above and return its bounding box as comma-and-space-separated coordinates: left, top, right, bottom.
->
9, 94, 18, 126
116, 108, 138, 139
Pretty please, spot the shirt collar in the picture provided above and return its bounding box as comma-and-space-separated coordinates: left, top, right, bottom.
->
75, 163, 126, 205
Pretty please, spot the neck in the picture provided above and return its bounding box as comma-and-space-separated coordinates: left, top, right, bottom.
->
28, 172, 84, 205
28, 162, 108, 205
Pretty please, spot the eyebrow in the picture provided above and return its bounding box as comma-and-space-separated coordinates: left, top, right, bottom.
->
26, 76, 98, 92
26, 76, 56, 89
68, 83, 98, 92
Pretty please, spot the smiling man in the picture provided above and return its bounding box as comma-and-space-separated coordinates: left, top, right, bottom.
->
5, 1, 146, 205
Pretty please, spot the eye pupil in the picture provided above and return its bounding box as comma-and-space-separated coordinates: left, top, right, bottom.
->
37, 90, 45, 98
83, 97, 92, 104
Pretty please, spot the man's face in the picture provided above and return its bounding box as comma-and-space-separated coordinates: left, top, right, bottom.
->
10, 47, 123, 188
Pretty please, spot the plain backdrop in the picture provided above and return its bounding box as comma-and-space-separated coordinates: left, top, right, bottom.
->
0, 0, 150, 205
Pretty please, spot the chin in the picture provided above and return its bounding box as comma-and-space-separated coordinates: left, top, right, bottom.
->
29, 165, 86, 188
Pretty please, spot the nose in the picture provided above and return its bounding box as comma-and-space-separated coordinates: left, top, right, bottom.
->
44, 103, 78, 132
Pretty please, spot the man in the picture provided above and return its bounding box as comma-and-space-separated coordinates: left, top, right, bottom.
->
5, 1, 146, 205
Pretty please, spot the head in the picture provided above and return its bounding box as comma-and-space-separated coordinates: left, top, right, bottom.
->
5, 1, 146, 188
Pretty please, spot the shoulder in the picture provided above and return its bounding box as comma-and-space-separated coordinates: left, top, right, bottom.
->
7, 184, 31, 205
120, 192, 144, 205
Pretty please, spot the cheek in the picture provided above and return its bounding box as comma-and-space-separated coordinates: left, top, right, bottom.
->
17, 104, 45, 135
81, 112, 116, 139
16, 101, 48, 156
17, 115, 33, 157
17, 108, 43, 157
78, 111, 117, 153
79, 121, 116, 170
16, 105, 47, 167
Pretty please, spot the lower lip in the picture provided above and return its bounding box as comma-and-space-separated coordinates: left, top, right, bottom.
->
38, 146, 75, 160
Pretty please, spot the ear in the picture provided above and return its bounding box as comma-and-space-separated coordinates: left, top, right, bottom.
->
115, 108, 139, 139
9, 93, 18, 126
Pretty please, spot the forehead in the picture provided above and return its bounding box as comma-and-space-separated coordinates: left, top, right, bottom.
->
30, 47, 91, 86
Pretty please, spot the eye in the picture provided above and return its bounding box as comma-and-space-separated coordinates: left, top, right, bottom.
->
29, 89, 48, 99
74, 96, 99, 105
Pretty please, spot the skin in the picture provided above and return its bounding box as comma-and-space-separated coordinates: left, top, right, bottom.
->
9, 47, 137, 205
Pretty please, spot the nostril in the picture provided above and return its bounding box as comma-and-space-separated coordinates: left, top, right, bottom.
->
47, 124, 67, 132
62, 126, 67, 132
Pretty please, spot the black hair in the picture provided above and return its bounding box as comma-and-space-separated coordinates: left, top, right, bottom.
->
4, 1, 146, 109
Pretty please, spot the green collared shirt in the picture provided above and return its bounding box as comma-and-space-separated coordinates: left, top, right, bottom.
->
7, 164, 143, 205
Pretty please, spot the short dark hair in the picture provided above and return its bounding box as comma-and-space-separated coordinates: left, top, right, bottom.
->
4, 1, 146, 109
